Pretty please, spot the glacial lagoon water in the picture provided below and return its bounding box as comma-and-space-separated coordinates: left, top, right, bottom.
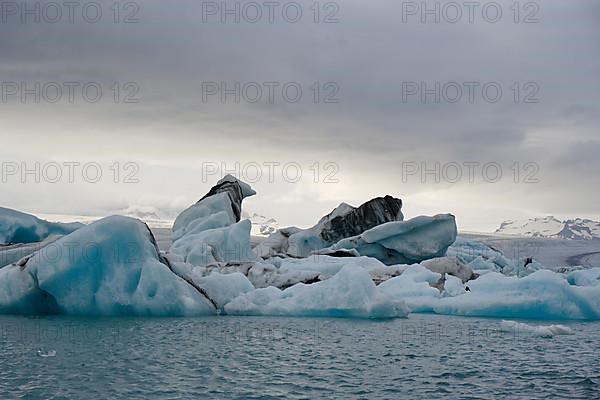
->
1, 314, 599, 399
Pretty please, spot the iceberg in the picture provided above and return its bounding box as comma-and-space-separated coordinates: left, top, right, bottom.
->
171, 174, 254, 241
170, 175, 257, 266
2, 174, 598, 322
256, 196, 404, 259
319, 214, 458, 265
373, 263, 600, 320
0, 207, 83, 245
432, 269, 600, 320
0, 216, 215, 316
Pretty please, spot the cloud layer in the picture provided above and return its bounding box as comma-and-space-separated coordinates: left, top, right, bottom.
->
1, 0, 599, 231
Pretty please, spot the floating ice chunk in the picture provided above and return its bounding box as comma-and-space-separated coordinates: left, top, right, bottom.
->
261, 255, 408, 287
500, 320, 574, 338
0, 216, 215, 316
275, 254, 389, 276
195, 272, 255, 310
36, 349, 57, 357
545, 324, 575, 335
500, 258, 544, 278
433, 270, 600, 320
166, 256, 326, 291
567, 267, 600, 287
374, 264, 600, 320
420, 256, 476, 283
246, 261, 323, 289
378, 265, 442, 312
465, 256, 499, 273
0, 207, 83, 245
225, 265, 409, 319
396, 264, 441, 285
442, 275, 467, 297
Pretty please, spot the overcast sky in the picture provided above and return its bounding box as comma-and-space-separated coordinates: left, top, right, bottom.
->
1, 0, 599, 231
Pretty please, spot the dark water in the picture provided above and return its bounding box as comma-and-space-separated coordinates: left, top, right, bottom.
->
1, 314, 599, 399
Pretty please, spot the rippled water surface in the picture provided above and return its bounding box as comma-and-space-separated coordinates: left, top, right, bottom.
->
1, 314, 599, 399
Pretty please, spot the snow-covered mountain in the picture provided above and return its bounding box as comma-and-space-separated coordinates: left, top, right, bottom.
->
496, 216, 600, 240
121, 205, 162, 221
242, 211, 280, 236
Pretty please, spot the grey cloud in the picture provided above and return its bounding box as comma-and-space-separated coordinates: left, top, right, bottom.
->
0, 0, 599, 230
